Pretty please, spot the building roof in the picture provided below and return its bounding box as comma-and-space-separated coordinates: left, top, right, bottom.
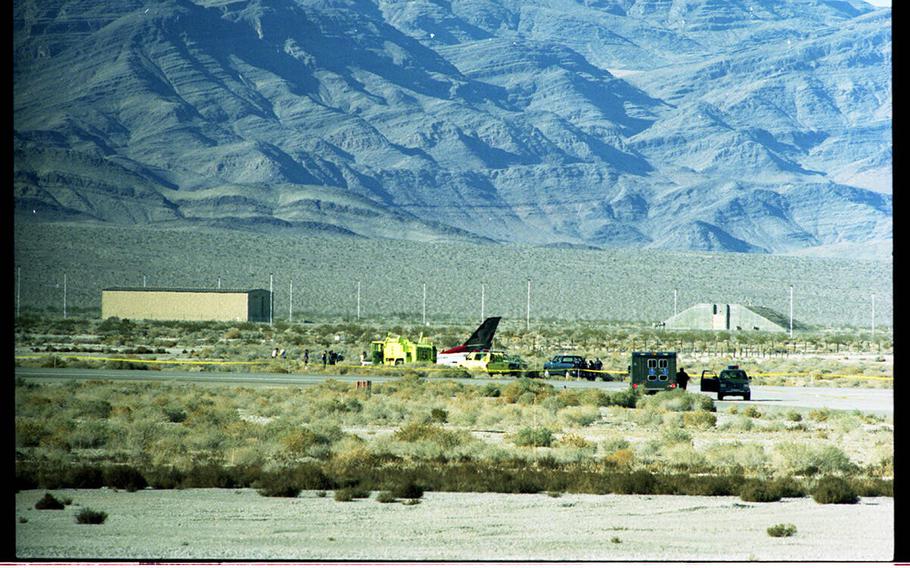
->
103, 287, 268, 294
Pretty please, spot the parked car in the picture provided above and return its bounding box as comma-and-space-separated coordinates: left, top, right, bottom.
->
700, 365, 751, 400
543, 354, 595, 380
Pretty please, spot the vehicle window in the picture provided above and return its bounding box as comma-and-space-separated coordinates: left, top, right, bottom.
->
563, 357, 574, 363
658, 359, 667, 368
647, 359, 657, 368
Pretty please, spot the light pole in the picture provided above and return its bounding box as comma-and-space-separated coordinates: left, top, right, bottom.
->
526, 278, 531, 331
788, 285, 793, 338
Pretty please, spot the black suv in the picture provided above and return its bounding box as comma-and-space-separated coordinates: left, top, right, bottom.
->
700, 365, 751, 400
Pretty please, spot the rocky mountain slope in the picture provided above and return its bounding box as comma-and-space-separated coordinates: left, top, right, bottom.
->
13, 0, 892, 257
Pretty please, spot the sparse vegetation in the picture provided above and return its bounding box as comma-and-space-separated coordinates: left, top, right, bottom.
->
34, 493, 65, 510
767, 524, 797, 538
812, 477, 860, 504
75, 508, 108, 524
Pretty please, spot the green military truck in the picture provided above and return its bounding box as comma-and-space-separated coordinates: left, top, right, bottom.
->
629, 351, 678, 394
699, 365, 752, 400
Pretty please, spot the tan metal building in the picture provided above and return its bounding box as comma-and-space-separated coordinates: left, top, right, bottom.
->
101, 287, 271, 322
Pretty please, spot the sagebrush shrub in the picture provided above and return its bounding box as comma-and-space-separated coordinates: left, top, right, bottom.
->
767, 523, 797, 537
740, 480, 782, 502
75, 508, 107, 524
35, 493, 65, 510
512, 426, 554, 447
392, 480, 424, 499
812, 477, 859, 504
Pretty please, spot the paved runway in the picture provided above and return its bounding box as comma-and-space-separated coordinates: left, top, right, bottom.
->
15, 366, 893, 416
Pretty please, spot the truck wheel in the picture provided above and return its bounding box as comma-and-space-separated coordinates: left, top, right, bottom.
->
744, 393, 751, 401
717, 394, 724, 401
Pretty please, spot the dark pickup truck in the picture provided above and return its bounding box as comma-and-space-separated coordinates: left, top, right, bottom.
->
700, 365, 752, 400
543, 354, 597, 380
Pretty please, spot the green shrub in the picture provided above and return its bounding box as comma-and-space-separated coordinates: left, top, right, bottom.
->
103, 465, 147, 492
376, 491, 396, 503
35, 492, 65, 510
771, 477, 806, 498
430, 408, 448, 423
334, 487, 369, 501
812, 477, 859, 504
75, 508, 108, 524
512, 426, 554, 447
501, 378, 554, 404
612, 470, 657, 495
740, 480, 782, 502
392, 481, 424, 500
808, 408, 832, 422
786, 410, 803, 422
636, 389, 714, 413
767, 524, 797, 537
256, 472, 301, 498
333, 488, 355, 502
480, 383, 501, 397
742, 406, 762, 418
607, 388, 639, 408
682, 410, 717, 429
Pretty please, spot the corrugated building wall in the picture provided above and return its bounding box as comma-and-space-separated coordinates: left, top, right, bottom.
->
101, 288, 270, 322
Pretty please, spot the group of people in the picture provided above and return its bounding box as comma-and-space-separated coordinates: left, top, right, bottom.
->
304, 349, 343, 367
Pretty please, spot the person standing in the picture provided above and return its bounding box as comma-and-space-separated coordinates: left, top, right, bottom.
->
322, 351, 327, 368
304, 349, 309, 368
677, 367, 690, 390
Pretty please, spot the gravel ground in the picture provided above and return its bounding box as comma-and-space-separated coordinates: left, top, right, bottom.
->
16, 489, 892, 561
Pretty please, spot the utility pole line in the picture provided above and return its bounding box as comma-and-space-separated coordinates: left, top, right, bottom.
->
871, 293, 875, 339
422, 282, 427, 325
673, 288, 678, 316
16, 266, 21, 319
357, 281, 361, 320
143, 275, 147, 288
526, 278, 531, 331
269, 273, 273, 326
218, 277, 221, 289
63, 272, 67, 319
481, 283, 485, 322
788, 285, 793, 338
289, 281, 293, 322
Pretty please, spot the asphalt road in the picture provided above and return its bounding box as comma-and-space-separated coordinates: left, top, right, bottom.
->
14, 366, 893, 416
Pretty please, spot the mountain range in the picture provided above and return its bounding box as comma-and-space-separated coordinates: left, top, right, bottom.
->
13, 0, 892, 258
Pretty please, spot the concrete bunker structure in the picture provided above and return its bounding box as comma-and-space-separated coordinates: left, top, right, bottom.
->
662, 303, 801, 332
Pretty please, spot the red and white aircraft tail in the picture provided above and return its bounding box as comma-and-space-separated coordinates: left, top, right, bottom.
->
436, 317, 501, 366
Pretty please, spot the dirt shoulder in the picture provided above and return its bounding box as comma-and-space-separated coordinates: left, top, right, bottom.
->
16, 489, 892, 561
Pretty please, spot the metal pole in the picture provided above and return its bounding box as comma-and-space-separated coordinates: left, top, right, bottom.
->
871, 293, 875, 339
63, 272, 67, 319
422, 282, 427, 325
481, 283, 485, 322
16, 266, 20, 318
218, 277, 221, 289
673, 288, 678, 316
526, 278, 531, 331
269, 273, 273, 326
143, 275, 147, 288
289, 281, 293, 322
788, 285, 793, 338
357, 281, 361, 320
